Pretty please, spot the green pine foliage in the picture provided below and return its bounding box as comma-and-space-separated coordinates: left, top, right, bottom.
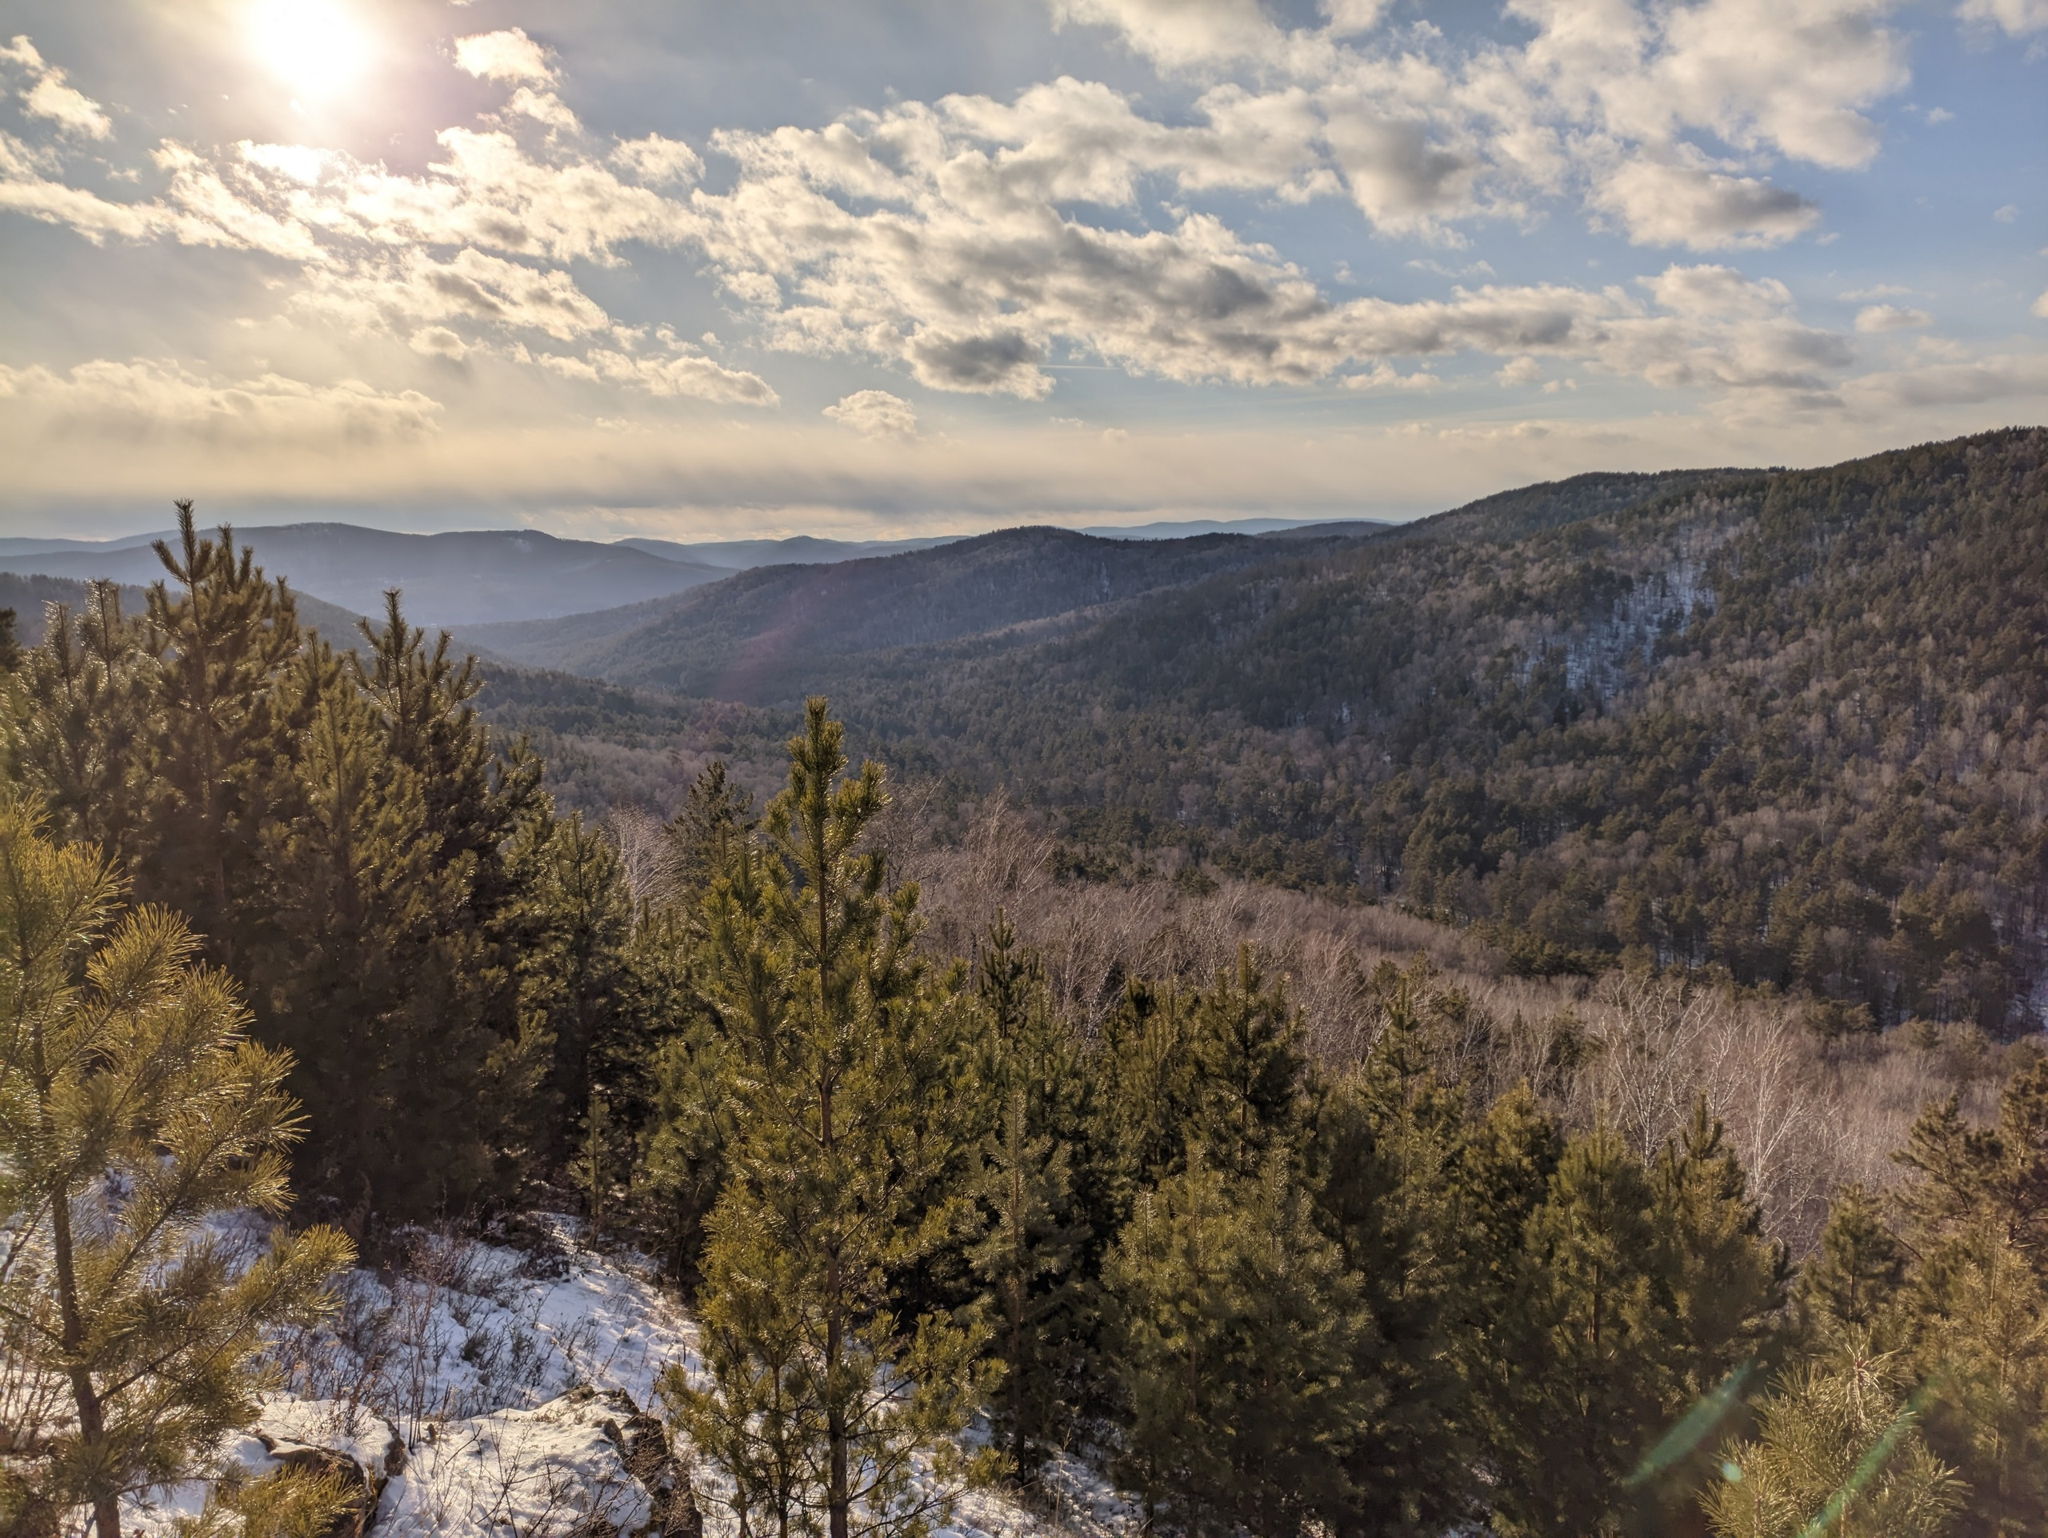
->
0, 799, 352, 1538
0, 508, 650, 1226
663, 701, 995, 1538
1104, 1154, 1376, 1538
1707, 1332, 1961, 1538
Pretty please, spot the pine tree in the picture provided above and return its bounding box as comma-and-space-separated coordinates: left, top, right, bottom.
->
1706, 1331, 1960, 1538
1802, 1184, 1906, 1336
666, 701, 994, 1538
1189, 948, 1306, 1177
968, 1085, 1090, 1474
142, 505, 305, 959
1104, 1153, 1376, 1538
1892, 1063, 2048, 1529
3, 582, 152, 855
667, 760, 755, 904
958, 913, 1096, 1470
1639, 1100, 1788, 1522
1483, 1123, 1678, 1538
0, 799, 351, 1538
1911, 1222, 2048, 1533
1310, 963, 1482, 1536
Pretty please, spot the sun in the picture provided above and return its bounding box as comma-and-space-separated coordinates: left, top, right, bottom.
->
246, 0, 372, 104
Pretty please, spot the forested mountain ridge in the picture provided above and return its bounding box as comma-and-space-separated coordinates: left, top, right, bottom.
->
828, 429, 2048, 1029
0, 523, 732, 625
464, 523, 1337, 698
480, 430, 2041, 1031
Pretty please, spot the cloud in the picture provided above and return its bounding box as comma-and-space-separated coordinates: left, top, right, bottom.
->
1050, 0, 1291, 70
1593, 155, 1819, 248
1958, 0, 2048, 32
536, 338, 779, 405
824, 389, 920, 438
294, 246, 614, 341
409, 326, 469, 360
0, 358, 441, 444
2033, 288, 2048, 320
0, 35, 112, 139
1839, 351, 2048, 410
1323, 110, 1480, 233
1854, 303, 1931, 332
454, 29, 556, 85
612, 134, 704, 187
1993, 203, 2018, 223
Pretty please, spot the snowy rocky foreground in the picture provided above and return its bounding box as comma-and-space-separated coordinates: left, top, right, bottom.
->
122, 1214, 1139, 1538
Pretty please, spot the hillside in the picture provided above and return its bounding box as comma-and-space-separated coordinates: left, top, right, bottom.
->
0, 569, 368, 648
829, 429, 2048, 1029
0, 524, 730, 626
492, 430, 2048, 1032
462, 524, 1335, 699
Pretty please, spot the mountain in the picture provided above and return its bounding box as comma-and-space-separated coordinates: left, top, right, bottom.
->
0, 570, 369, 648
460, 524, 1332, 698
493, 429, 2048, 1031
619, 533, 964, 568
1078, 515, 1395, 538
0, 524, 730, 626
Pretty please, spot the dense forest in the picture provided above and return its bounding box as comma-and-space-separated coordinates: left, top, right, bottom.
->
487, 430, 2048, 1035
2, 490, 2046, 1536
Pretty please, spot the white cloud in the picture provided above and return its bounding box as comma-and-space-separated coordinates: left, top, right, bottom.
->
1050, 0, 1290, 69
1593, 154, 1819, 248
611, 134, 704, 187
1958, 0, 2048, 32
2033, 288, 2048, 320
824, 389, 920, 438
1840, 351, 2048, 410
409, 326, 469, 360
537, 339, 779, 405
0, 35, 112, 139
454, 29, 556, 85
294, 246, 614, 341
1497, 354, 1545, 386
1993, 203, 2018, 223
0, 358, 441, 444
1323, 0, 1393, 33
506, 87, 580, 133
1854, 303, 1931, 332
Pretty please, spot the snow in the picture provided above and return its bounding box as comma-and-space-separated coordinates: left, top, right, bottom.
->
125, 1213, 1143, 1538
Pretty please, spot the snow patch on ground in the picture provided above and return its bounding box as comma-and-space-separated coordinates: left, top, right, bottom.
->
128, 1214, 1141, 1538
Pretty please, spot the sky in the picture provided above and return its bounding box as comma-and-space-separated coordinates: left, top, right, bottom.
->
0, 0, 2044, 541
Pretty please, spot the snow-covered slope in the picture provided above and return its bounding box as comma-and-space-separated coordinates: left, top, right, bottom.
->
124, 1215, 1139, 1538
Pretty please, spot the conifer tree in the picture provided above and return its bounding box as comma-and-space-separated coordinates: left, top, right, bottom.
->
1706, 1331, 1960, 1538
1482, 1124, 1678, 1538
1640, 1101, 1788, 1522
1801, 1184, 1906, 1336
3, 582, 151, 854
1104, 1154, 1375, 1538
1892, 1063, 2048, 1528
143, 505, 305, 958
1310, 960, 1482, 1536
667, 759, 755, 904
0, 800, 351, 1538
667, 701, 993, 1538
968, 1085, 1090, 1474
1190, 948, 1306, 1176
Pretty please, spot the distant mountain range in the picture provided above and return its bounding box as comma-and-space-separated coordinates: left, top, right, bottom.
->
0, 515, 1387, 626
470, 429, 2048, 1032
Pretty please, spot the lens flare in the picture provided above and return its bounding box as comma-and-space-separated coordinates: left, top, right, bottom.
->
246, 0, 371, 104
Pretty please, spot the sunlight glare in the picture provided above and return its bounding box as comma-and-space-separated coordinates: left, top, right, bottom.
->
246, 0, 372, 104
